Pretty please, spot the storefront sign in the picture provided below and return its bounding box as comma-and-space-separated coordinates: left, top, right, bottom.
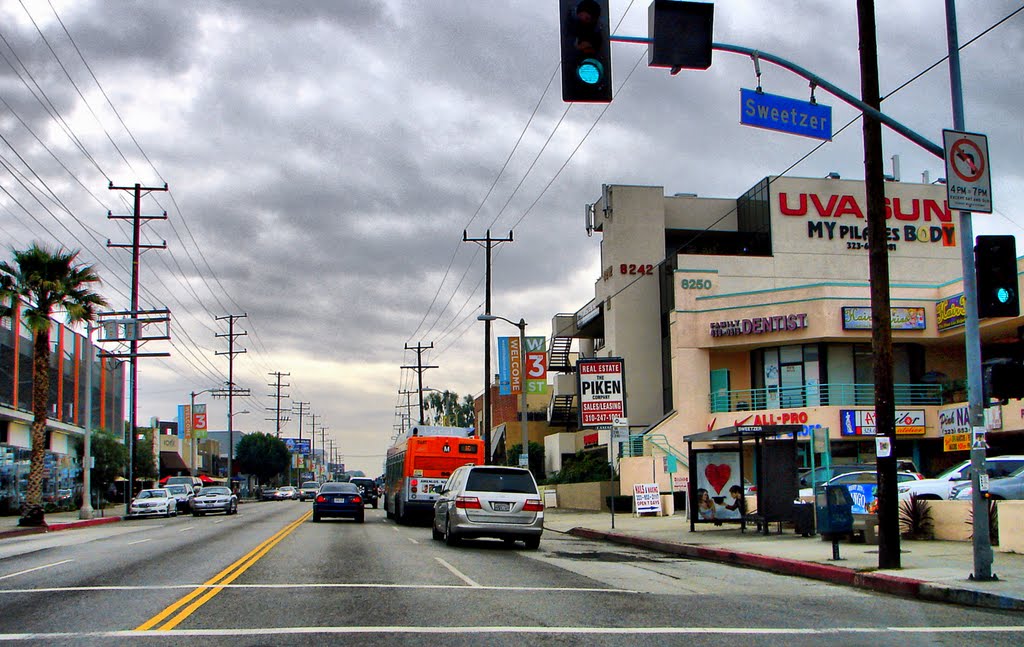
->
841, 306, 926, 330
840, 409, 926, 436
710, 313, 808, 338
577, 358, 626, 427
939, 404, 971, 451
633, 483, 662, 514
936, 294, 967, 332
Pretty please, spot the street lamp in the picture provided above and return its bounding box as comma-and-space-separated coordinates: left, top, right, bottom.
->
477, 314, 529, 470
190, 388, 219, 478
79, 323, 97, 520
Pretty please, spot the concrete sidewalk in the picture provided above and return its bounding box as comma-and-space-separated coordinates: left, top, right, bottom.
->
544, 508, 1024, 611
0, 509, 123, 539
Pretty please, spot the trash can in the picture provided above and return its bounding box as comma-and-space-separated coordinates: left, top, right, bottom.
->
816, 484, 854, 538
791, 501, 815, 536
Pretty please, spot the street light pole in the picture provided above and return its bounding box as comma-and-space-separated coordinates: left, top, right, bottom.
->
478, 314, 529, 469
79, 323, 95, 520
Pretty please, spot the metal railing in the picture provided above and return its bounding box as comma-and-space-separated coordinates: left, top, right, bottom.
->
708, 383, 944, 413
622, 433, 689, 473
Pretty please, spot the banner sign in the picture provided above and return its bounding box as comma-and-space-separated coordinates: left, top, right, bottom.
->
936, 294, 967, 332
176, 405, 186, 440
841, 306, 926, 331
192, 404, 208, 439
577, 358, 626, 427
840, 409, 926, 436
632, 483, 662, 514
499, 336, 547, 396
283, 438, 312, 455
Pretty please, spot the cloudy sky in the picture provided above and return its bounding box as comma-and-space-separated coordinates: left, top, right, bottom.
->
2, 1, 1021, 476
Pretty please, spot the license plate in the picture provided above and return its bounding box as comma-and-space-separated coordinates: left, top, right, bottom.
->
492, 502, 510, 512
334, 497, 347, 503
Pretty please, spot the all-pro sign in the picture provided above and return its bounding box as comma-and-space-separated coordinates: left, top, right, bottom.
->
943, 129, 992, 213
577, 357, 626, 428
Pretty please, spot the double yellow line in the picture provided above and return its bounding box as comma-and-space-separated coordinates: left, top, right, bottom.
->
136, 509, 312, 631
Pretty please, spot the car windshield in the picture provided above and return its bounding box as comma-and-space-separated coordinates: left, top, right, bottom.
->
319, 483, 358, 494
138, 490, 166, 499
302, 482, 319, 489
934, 461, 969, 480
351, 479, 374, 489
466, 468, 537, 494
202, 487, 231, 496
166, 486, 187, 494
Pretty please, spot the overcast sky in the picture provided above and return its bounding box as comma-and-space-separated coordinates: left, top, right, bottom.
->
2, 1, 1022, 476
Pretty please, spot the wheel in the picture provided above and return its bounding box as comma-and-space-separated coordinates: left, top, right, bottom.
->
355, 514, 365, 524
396, 498, 406, 525
502, 537, 517, 546
444, 518, 460, 547
231, 502, 238, 514
313, 512, 321, 522
371, 502, 378, 509
385, 498, 394, 520
172, 508, 178, 517
524, 536, 540, 550
192, 511, 200, 517
432, 522, 443, 541
165, 509, 172, 518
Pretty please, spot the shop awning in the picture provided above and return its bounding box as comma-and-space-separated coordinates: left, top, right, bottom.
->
159, 451, 190, 473
684, 424, 804, 444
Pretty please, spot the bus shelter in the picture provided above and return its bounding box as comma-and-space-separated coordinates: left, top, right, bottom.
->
685, 424, 801, 535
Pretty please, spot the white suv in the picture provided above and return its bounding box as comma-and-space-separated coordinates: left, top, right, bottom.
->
898, 455, 1024, 500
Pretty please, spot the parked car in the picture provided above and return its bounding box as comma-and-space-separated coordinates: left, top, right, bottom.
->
299, 481, 320, 502
313, 482, 364, 522
798, 470, 924, 500
164, 484, 195, 512
164, 476, 203, 493
432, 465, 543, 549
798, 463, 875, 488
260, 487, 279, 501
191, 486, 238, 516
899, 455, 1024, 500
951, 464, 1024, 501
349, 477, 379, 508
129, 488, 177, 518
274, 486, 299, 500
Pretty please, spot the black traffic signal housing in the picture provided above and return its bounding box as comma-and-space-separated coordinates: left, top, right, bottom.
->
648, 0, 714, 71
559, 0, 613, 103
983, 358, 1024, 404
975, 235, 1020, 318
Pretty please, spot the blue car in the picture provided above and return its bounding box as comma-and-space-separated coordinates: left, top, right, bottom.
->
312, 482, 364, 523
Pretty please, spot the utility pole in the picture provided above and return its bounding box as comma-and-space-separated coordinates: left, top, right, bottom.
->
215, 314, 248, 486
402, 343, 437, 426
310, 412, 320, 479
397, 389, 417, 431
857, 0, 899, 569
266, 372, 291, 437
105, 181, 169, 514
945, 0, 993, 581
293, 401, 309, 485
463, 229, 513, 465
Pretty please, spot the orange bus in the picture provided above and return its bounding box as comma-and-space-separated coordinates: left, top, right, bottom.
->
384, 426, 484, 524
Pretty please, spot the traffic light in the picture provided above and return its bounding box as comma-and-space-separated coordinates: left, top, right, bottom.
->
559, 0, 613, 103
648, 0, 714, 71
983, 358, 1024, 404
975, 235, 1020, 318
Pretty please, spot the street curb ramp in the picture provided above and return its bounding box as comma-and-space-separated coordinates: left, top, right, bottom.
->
568, 527, 1024, 612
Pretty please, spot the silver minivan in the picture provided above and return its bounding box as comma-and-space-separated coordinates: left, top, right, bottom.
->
432, 465, 544, 549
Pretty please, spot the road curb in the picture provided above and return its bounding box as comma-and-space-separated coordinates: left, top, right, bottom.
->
46, 516, 122, 532
568, 526, 1024, 612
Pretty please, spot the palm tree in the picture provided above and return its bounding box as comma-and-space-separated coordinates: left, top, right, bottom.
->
0, 243, 107, 526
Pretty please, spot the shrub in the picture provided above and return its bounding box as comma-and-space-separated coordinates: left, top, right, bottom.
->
544, 450, 613, 485
899, 495, 934, 539
966, 499, 999, 546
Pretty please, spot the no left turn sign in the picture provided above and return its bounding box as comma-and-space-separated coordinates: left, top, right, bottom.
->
943, 129, 992, 213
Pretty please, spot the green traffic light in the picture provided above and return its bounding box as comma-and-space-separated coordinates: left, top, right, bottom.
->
577, 58, 604, 85
997, 287, 1012, 304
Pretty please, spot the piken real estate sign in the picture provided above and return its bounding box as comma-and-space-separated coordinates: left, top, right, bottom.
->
577, 357, 626, 428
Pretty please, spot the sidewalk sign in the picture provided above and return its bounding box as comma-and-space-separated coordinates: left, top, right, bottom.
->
633, 483, 662, 516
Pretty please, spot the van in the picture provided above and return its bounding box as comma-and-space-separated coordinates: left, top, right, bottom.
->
164, 476, 203, 492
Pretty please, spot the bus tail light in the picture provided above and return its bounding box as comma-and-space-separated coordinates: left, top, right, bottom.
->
411, 479, 419, 493
523, 499, 544, 512
455, 496, 481, 509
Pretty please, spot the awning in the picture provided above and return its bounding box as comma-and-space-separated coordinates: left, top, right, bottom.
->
159, 451, 190, 473
685, 424, 804, 444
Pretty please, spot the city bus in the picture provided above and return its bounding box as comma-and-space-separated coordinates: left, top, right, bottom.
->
384, 426, 484, 524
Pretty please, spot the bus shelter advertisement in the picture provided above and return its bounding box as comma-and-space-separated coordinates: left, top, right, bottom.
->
577, 358, 626, 428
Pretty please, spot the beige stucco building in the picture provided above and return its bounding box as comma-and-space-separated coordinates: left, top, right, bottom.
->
548, 176, 1023, 493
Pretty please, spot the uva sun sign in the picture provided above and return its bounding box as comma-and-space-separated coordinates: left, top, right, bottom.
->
577, 357, 626, 428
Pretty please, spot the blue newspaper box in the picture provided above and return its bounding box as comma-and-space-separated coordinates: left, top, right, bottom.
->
815, 484, 854, 536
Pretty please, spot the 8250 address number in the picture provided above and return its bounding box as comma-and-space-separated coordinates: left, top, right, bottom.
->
681, 278, 712, 290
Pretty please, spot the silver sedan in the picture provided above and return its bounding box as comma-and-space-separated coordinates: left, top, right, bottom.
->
191, 486, 238, 516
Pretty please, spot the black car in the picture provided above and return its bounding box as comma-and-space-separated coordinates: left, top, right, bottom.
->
349, 477, 378, 509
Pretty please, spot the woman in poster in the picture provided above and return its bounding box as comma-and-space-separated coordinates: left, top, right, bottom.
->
696, 488, 717, 520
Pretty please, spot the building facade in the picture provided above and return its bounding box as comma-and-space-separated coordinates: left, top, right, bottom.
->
0, 306, 125, 513
550, 177, 1023, 491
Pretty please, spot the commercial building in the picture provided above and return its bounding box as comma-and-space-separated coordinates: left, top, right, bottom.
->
549, 176, 1023, 493
0, 309, 125, 513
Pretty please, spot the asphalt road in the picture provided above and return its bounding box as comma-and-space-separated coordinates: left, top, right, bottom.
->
1, 501, 1023, 646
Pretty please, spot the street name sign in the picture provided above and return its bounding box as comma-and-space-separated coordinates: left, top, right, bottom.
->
740, 88, 832, 140
943, 129, 992, 213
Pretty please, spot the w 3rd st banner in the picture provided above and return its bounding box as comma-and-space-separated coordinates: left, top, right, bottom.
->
497, 336, 547, 396
577, 357, 626, 428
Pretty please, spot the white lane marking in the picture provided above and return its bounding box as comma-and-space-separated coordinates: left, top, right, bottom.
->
0, 582, 633, 595
407, 537, 419, 545
212, 519, 225, 524
0, 560, 74, 581
391, 527, 399, 533
434, 557, 481, 588
127, 539, 152, 546
177, 526, 194, 533
0, 626, 1022, 639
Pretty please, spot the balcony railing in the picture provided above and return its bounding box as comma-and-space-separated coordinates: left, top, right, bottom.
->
709, 383, 944, 413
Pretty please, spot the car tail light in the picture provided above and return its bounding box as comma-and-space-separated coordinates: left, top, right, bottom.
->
455, 496, 481, 509
353, 496, 362, 504
315, 495, 326, 503
523, 499, 544, 512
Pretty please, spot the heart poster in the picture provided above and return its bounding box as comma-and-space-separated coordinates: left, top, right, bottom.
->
694, 451, 744, 523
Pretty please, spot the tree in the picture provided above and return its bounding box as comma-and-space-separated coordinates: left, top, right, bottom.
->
73, 430, 127, 507
504, 441, 546, 482
132, 426, 158, 482
235, 433, 289, 485
423, 390, 475, 427
0, 243, 107, 526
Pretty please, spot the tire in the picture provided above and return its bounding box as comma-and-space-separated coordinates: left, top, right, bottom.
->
396, 498, 406, 525
355, 514, 365, 524
231, 502, 238, 514
313, 512, 321, 522
385, 498, 394, 520
192, 511, 200, 517
371, 502, 378, 509
432, 522, 443, 541
444, 518, 460, 547
165, 509, 172, 518
502, 537, 517, 547
524, 536, 541, 550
